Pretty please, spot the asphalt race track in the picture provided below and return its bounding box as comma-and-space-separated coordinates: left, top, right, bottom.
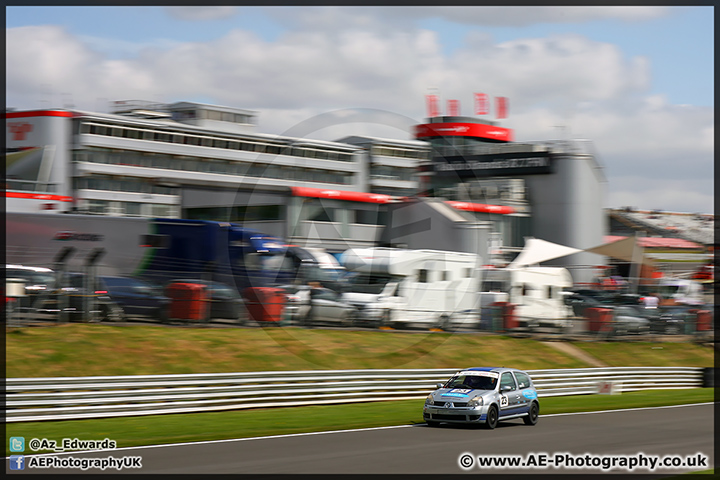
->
8, 403, 715, 475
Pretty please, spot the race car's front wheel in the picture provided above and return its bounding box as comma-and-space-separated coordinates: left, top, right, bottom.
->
523, 402, 539, 425
484, 405, 498, 429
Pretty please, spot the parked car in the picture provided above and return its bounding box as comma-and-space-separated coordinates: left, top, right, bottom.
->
6, 264, 58, 312
564, 291, 604, 318
6, 264, 56, 297
612, 305, 650, 335
33, 272, 124, 322
278, 284, 311, 324
166, 279, 248, 323
423, 367, 539, 429
649, 306, 691, 335
305, 286, 358, 327
98, 276, 170, 322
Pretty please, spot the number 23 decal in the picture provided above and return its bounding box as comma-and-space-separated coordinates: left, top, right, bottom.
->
500, 395, 509, 407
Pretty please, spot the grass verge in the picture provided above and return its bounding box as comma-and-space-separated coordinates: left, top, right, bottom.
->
6, 388, 714, 457
6, 324, 714, 377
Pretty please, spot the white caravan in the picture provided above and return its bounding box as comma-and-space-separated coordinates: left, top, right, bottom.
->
339, 247, 481, 330
480, 266, 574, 328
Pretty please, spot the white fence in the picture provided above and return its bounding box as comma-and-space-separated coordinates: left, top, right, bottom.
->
5, 367, 704, 423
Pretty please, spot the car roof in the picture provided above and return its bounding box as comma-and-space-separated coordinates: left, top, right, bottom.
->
462, 367, 525, 374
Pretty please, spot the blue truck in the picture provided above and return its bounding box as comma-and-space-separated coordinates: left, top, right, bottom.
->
6, 213, 316, 298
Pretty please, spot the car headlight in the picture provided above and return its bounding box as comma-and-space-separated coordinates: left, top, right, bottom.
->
425, 394, 434, 405
467, 395, 483, 407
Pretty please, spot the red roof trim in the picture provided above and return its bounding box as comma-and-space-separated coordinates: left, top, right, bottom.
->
5, 191, 73, 202
446, 201, 515, 215
291, 187, 394, 204
4, 110, 74, 119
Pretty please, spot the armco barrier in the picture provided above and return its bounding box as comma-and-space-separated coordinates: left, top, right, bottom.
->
4, 367, 704, 423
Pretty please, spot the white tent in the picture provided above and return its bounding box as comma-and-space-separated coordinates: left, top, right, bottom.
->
507, 237, 583, 268
585, 235, 655, 266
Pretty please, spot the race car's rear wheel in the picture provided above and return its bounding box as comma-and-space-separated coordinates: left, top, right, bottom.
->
484, 405, 498, 429
523, 402, 539, 425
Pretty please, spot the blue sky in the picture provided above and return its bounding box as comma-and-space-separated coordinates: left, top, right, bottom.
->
5, 6, 715, 213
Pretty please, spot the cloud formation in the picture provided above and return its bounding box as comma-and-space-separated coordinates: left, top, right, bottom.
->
165, 7, 238, 21
5, 7, 713, 213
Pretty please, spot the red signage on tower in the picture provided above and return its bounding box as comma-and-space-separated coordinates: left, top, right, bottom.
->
496, 96, 509, 119
425, 94, 440, 117
474, 93, 489, 115
447, 99, 460, 116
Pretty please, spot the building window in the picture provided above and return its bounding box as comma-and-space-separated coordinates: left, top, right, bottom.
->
309, 207, 335, 223
231, 205, 284, 222
353, 209, 383, 225
417, 269, 428, 283
125, 202, 142, 216
86, 199, 109, 215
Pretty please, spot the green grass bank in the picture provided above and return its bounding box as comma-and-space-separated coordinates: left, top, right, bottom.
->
6, 324, 714, 377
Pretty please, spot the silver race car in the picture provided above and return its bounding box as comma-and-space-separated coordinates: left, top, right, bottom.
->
423, 367, 539, 429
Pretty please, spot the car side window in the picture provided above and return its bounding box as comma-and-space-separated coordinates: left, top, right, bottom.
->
513, 372, 531, 389
500, 372, 517, 392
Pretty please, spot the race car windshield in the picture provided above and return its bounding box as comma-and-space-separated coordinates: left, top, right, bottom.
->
445, 374, 497, 391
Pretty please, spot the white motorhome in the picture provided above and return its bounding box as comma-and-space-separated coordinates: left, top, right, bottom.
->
480, 266, 574, 328
340, 247, 482, 330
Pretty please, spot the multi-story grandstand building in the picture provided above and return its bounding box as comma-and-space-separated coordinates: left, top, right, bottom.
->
6, 100, 631, 283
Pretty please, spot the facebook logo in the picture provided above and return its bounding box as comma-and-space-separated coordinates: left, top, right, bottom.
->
9, 455, 25, 470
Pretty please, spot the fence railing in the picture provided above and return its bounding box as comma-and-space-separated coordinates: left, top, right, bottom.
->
5, 367, 705, 423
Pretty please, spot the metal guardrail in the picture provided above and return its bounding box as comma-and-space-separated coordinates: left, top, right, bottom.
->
5, 367, 704, 423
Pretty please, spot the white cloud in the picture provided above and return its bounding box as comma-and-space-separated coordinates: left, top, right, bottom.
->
5, 16, 713, 213
165, 7, 237, 21
609, 177, 713, 214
